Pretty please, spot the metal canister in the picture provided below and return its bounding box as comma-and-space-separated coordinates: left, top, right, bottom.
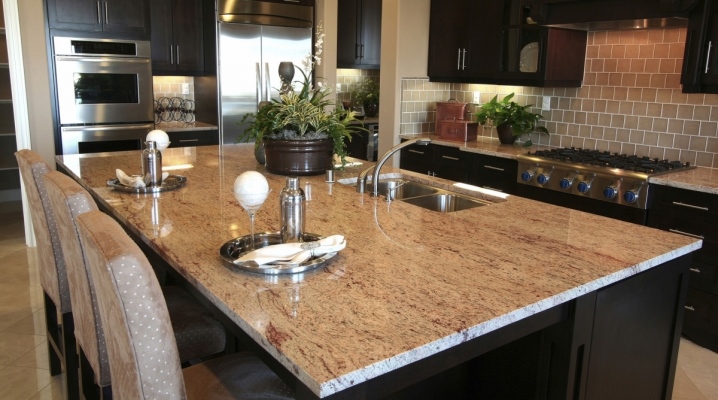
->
142, 141, 163, 186
280, 176, 305, 243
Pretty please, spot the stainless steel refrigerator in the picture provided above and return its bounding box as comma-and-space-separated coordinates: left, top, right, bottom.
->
217, 0, 313, 145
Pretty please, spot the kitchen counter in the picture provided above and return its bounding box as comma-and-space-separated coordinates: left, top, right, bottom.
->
400, 134, 718, 194
155, 121, 218, 132
56, 145, 700, 399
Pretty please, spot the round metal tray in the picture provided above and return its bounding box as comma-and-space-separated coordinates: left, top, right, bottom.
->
220, 232, 337, 275
107, 175, 187, 193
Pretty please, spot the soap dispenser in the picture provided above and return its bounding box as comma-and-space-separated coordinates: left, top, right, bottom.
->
280, 176, 305, 243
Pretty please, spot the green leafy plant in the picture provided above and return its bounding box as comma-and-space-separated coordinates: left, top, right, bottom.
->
239, 25, 366, 166
475, 93, 549, 146
351, 78, 379, 106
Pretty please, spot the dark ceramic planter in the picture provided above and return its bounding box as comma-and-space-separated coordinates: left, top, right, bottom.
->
496, 124, 518, 145
263, 138, 333, 176
364, 101, 379, 117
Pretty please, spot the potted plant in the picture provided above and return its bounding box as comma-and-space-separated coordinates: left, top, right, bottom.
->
239, 25, 366, 175
475, 93, 549, 146
351, 78, 380, 117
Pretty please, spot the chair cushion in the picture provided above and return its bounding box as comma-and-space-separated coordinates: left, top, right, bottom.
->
183, 352, 294, 400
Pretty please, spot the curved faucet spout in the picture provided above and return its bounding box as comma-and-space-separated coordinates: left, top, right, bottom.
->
355, 138, 432, 196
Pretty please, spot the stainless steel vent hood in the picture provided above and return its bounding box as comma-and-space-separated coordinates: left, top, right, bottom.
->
545, 17, 689, 31
218, 0, 313, 28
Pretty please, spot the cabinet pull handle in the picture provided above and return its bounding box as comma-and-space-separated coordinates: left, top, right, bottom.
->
705, 41, 712, 74
104, 2, 109, 24
668, 229, 704, 240
96, 1, 101, 24
427, 171, 436, 177
442, 155, 460, 161
462, 48, 467, 70
360, 44, 364, 58
457, 48, 461, 70
179, 139, 199, 143
356, 43, 361, 59
685, 305, 695, 311
672, 201, 709, 211
170, 46, 174, 64
690, 268, 701, 273
408, 150, 425, 155
483, 165, 505, 172
482, 186, 503, 192
176, 46, 180, 65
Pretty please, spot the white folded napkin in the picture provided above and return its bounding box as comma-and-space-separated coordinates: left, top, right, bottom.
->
116, 169, 169, 188
236, 235, 346, 266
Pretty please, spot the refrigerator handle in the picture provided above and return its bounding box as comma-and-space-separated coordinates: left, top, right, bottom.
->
256, 62, 262, 108
264, 63, 271, 103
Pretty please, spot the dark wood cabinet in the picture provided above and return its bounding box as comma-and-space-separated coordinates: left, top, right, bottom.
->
647, 184, 718, 352
167, 129, 218, 148
399, 141, 435, 176
682, 0, 718, 93
337, 0, 381, 69
428, 0, 586, 87
151, 0, 204, 75
433, 145, 470, 183
345, 123, 377, 161
46, 0, 150, 36
468, 153, 518, 194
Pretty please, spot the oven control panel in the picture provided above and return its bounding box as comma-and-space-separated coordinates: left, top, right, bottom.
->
517, 157, 650, 209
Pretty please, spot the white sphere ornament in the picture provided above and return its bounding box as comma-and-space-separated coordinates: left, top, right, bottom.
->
146, 130, 170, 151
234, 171, 269, 210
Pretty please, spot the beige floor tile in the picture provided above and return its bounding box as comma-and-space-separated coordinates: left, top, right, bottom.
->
0, 365, 54, 400
0, 332, 45, 366
0, 281, 44, 312
28, 375, 65, 400
12, 340, 50, 370
674, 366, 709, 400
4, 309, 47, 336
0, 307, 36, 332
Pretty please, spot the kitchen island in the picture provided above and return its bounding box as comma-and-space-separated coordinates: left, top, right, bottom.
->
56, 144, 701, 399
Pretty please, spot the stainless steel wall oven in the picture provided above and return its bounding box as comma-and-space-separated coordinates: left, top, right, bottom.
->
53, 37, 154, 154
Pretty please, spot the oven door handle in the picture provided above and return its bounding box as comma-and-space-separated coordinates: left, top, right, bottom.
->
61, 123, 155, 133
55, 56, 151, 64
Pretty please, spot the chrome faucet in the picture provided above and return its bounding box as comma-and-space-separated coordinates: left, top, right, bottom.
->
356, 138, 432, 196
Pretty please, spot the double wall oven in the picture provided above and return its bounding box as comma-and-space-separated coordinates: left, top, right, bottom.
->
54, 37, 154, 154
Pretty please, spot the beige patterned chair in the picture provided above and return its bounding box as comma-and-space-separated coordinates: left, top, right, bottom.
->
42, 171, 229, 399
76, 210, 295, 399
14, 149, 79, 400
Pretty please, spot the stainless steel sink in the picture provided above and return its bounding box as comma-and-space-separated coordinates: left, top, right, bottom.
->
375, 180, 439, 200
370, 179, 491, 213
400, 193, 490, 213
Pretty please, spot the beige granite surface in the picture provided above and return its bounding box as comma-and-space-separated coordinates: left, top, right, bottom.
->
155, 121, 218, 132
56, 145, 700, 398
649, 167, 718, 195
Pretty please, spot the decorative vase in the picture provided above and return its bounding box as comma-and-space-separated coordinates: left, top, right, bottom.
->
263, 138, 333, 176
363, 101, 378, 118
496, 124, 517, 145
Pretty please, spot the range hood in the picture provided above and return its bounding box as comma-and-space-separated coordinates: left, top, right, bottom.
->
545, 17, 689, 31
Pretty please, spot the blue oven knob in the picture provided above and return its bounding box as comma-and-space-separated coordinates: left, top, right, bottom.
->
577, 181, 591, 193
603, 186, 618, 199
559, 178, 572, 190
520, 171, 534, 182
624, 189, 639, 203
537, 174, 550, 185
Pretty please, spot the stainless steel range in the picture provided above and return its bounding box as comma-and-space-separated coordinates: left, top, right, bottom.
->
516, 148, 695, 224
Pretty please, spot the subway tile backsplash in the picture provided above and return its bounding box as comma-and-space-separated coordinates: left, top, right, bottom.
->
401, 28, 718, 168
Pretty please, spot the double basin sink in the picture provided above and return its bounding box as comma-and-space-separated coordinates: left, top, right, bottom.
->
373, 179, 491, 213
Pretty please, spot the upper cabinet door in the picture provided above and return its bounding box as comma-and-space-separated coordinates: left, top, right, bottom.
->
150, 0, 174, 71
150, 0, 204, 75
47, 0, 150, 36
427, 0, 474, 79
337, 0, 382, 69
682, 0, 718, 93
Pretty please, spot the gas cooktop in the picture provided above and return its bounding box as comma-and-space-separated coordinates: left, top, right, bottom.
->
516, 147, 696, 209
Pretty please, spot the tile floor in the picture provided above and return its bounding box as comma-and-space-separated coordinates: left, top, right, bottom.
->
0, 200, 716, 399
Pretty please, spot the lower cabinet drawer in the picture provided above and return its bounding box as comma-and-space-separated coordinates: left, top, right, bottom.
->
167, 129, 219, 148
683, 287, 718, 336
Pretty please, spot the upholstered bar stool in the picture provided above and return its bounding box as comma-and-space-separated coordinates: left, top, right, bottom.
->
76, 210, 295, 399
42, 171, 229, 399
14, 149, 80, 400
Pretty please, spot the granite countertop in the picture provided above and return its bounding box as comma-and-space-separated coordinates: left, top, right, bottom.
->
155, 121, 218, 132
399, 134, 718, 194
56, 145, 700, 398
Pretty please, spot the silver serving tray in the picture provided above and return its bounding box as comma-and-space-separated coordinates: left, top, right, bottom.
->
107, 175, 187, 193
220, 232, 337, 275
